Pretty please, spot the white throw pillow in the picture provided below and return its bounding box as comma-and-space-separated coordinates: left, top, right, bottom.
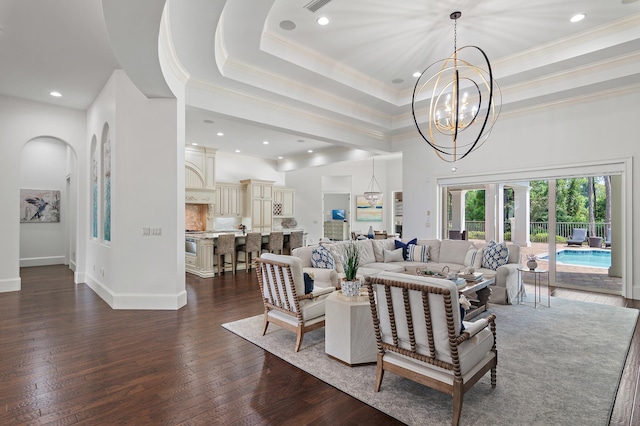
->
464, 247, 483, 268
383, 248, 404, 262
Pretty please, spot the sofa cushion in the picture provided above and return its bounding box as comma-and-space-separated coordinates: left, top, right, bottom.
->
354, 239, 376, 266
362, 262, 406, 273
417, 239, 441, 262
373, 239, 397, 262
439, 240, 475, 265
395, 238, 417, 260
384, 248, 404, 262
311, 244, 336, 269
482, 241, 510, 270
407, 244, 429, 262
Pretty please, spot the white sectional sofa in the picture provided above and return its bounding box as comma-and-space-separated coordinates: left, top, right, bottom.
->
292, 238, 522, 305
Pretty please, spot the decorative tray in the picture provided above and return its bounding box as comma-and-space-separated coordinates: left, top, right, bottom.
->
336, 288, 369, 302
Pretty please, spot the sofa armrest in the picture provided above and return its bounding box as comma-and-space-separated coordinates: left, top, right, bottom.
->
302, 267, 339, 288
495, 263, 522, 304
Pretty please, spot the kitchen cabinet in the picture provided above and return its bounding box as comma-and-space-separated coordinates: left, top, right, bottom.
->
185, 238, 215, 278
185, 146, 216, 190
241, 179, 274, 232
273, 187, 295, 217
214, 182, 244, 217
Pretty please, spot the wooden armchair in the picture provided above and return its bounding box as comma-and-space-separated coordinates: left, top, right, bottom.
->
256, 253, 335, 352
365, 271, 497, 426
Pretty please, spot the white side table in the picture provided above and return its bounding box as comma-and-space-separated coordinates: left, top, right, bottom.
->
325, 291, 377, 366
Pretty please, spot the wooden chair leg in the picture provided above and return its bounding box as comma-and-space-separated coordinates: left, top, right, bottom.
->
294, 326, 304, 352
452, 380, 463, 426
374, 357, 384, 391
261, 314, 269, 336
232, 253, 236, 274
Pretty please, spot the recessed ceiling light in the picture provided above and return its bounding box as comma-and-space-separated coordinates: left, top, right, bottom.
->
263, 141, 269, 145
191, 143, 198, 146
235, 149, 241, 153
217, 132, 224, 136
308, 149, 313, 153
203, 119, 214, 124
317, 17, 329, 26
570, 13, 586, 23
49, 91, 62, 97
278, 156, 283, 160
279, 20, 296, 30
413, 72, 422, 78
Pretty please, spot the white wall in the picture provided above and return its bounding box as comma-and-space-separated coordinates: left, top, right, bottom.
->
0, 95, 87, 293
216, 151, 284, 184
285, 155, 402, 243
399, 89, 639, 298
19, 138, 69, 266
85, 70, 184, 309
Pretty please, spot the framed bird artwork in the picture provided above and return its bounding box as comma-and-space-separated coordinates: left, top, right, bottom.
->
20, 189, 61, 223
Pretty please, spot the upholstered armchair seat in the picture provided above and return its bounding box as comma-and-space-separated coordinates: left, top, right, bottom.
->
256, 253, 336, 352
366, 271, 497, 426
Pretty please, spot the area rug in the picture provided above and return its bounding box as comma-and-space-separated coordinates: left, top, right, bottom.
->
222, 298, 638, 425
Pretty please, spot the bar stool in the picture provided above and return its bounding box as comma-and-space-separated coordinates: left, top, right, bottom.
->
215, 233, 236, 275
262, 231, 284, 255
284, 230, 303, 254
236, 232, 262, 273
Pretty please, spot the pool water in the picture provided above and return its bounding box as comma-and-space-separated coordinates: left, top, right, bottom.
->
540, 250, 611, 268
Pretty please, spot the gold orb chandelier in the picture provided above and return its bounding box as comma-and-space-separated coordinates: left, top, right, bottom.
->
412, 11, 501, 163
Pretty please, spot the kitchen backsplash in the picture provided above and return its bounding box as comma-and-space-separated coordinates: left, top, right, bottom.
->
214, 217, 242, 231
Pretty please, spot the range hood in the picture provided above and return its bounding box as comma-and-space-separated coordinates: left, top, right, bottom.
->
185, 189, 215, 204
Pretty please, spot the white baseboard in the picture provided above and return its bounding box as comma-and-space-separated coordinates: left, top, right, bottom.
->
85, 274, 187, 310
0, 277, 21, 292
20, 256, 66, 267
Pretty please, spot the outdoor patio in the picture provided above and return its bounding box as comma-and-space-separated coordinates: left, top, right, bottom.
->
470, 240, 622, 295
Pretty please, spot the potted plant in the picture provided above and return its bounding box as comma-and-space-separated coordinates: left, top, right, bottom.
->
339, 241, 361, 297
526, 253, 538, 271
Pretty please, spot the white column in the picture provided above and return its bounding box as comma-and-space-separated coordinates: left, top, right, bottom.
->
449, 189, 467, 232
512, 184, 531, 247
484, 184, 504, 242
609, 175, 622, 278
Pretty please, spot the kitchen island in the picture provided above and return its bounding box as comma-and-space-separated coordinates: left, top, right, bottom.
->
185, 230, 305, 278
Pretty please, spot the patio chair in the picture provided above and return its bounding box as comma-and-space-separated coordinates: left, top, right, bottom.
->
255, 253, 335, 352
365, 271, 497, 426
567, 228, 587, 246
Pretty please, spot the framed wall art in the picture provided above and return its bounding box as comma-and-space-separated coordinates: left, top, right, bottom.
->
356, 195, 382, 221
20, 189, 61, 223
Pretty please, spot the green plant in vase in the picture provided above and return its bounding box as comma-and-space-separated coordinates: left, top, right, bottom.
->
340, 241, 361, 297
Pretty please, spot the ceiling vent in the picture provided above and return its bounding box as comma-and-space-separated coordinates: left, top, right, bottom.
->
304, 0, 332, 13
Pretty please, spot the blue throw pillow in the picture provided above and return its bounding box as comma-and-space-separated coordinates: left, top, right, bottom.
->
395, 238, 418, 260
303, 272, 314, 294
311, 244, 336, 269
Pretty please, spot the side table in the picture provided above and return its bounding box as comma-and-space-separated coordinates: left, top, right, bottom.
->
517, 268, 550, 308
325, 291, 377, 366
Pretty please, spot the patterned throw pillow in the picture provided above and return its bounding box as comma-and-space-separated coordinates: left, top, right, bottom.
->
407, 244, 429, 262
482, 241, 509, 270
311, 244, 336, 269
464, 247, 483, 268
395, 238, 418, 260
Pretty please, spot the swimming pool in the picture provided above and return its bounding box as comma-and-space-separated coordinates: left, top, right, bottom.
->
539, 250, 611, 268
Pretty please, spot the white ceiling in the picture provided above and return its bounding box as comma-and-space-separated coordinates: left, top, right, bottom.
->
1, 0, 639, 167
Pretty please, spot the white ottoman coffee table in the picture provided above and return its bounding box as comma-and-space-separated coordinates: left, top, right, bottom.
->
325, 291, 377, 366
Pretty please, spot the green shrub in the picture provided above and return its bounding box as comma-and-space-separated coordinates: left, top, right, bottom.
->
504, 231, 511, 241
468, 231, 485, 240
530, 233, 568, 243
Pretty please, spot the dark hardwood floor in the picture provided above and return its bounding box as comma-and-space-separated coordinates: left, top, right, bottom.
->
1, 265, 638, 425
